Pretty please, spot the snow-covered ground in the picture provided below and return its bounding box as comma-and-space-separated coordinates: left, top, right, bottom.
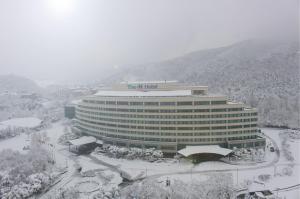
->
0, 132, 30, 153
0, 124, 299, 198
0, 117, 41, 128
90, 128, 299, 198
91, 152, 192, 180
0, 124, 7, 130
38, 121, 123, 198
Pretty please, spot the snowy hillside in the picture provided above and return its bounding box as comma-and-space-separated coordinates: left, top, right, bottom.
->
104, 40, 300, 128
0, 74, 41, 93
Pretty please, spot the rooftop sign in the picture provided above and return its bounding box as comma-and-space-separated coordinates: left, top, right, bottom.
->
127, 83, 158, 90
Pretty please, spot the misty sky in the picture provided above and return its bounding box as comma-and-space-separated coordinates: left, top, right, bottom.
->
0, 0, 298, 84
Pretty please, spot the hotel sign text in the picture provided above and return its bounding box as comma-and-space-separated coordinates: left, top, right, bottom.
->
127, 83, 158, 90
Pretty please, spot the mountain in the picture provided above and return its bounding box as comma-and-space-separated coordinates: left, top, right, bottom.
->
0, 74, 41, 93
104, 39, 300, 128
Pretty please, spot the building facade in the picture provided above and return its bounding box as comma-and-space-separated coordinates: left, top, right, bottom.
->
74, 81, 265, 153
64, 104, 76, 119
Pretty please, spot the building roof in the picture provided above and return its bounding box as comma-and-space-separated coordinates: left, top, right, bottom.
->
0, 117, 42, 128
120, 80, 178, 84
95, 90, 192, 97
96, 140, 103, 145
68, 136, 97, 146
71, 99, 82, 105
178, 145, 233, 157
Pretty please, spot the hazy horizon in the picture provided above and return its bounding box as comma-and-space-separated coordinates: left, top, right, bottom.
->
0, 0, 298, 84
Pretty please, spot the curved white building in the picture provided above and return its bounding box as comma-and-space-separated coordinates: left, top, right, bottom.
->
74, 81, 265, 153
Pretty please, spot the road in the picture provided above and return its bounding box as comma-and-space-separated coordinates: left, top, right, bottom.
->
40, 125, 299, 198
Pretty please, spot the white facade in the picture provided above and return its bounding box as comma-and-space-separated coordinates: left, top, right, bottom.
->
74, 81, 265, 153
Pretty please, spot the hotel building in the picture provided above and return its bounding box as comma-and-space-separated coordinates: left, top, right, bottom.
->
74, 81, 265, 153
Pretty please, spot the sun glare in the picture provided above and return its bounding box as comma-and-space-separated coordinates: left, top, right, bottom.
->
47, 0, 75, 18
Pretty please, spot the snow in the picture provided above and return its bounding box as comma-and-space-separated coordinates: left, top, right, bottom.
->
1, 123, 299, 198
0, 133, 30, 153
90, 128, 300, 198
0, 117, 41, 128
109, 40, 299, 129
75, 181, 99, 193
121, 80, 178, 84
94, 90, 192, 97
0, 124, 7, 130
68, 136, 96, 146
96, 140, 103, 145
157, 173, 209, 184
91, 153, 192, 180
36, 122, 123, 198
178, 145, 232, 157
71, 99, 82, 105
77, 156, 107, 173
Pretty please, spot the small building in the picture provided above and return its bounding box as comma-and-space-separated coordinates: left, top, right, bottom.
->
65, 100, 82, 119
21, 93, 39, 100
67, 136, 102, 154
178, 145, 233, 162
237, 189, 275, 199
64, 104, 76, 119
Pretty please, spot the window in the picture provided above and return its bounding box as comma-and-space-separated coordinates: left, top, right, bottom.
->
117, 108, 129, 112
195, 127, 210, 130
192, 90, 205, 95
228, 125, 242, 129
211, 109, 226, 112
177, 101, 193, 106
194, 132, 209, 136
177, 109, 193, 113
178, 127, 193, 131
211, 100, 226, 105
211, 126, 226, 130
228, 108, 243, 111
160, 109, 176, 113
194, 109, 209, 112
117, 101, 128, 105
194, 101, 210, 105
130, 102, 143, 106
145, 109, 159, 113
161, 127, 176, 130
160, 102, 175, 106
145, 126, 159, 130
144, 102, 159, 106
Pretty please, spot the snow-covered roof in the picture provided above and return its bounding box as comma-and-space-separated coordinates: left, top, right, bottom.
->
0, 117, 42, 128
178, 145, 233, 157
121, 80, 178, 84
71, 99, 82, 105
68, 136, 97, 146
255, 192, 265, 197
95, 90, 192, 97
96, 140, 103, 145
0, 124, 7, 130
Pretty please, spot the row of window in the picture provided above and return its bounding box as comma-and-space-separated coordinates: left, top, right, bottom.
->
77, 124, 257, 143
77, 113, 257, 125
77, 118, 257, 131
78, 105, 253, 114
77, 108, 258, 119
77, 122, 257, 138
83, 100, 227, 106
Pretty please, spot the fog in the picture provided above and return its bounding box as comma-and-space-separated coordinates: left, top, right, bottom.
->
0, 0, 298, 84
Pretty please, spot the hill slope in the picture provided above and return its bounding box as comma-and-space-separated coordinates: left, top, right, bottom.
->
0, 74, 41, 93
105, 40, 300, 128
